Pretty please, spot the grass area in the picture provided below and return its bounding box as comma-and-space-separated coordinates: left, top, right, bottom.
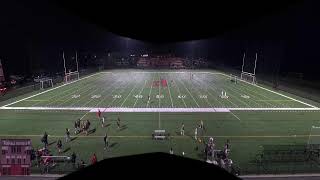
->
0, 110, 320, 174
0, 70, 319, 175
4, 71, 312, 108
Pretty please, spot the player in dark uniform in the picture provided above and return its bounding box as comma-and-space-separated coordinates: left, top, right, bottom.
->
57, 139, 62, 153
65, 128, 71, 142
103, 133, 108, 150
117, 117, 121, 129
41, 132, 48, 148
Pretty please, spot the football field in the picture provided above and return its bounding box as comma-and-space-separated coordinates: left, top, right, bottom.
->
0, 70, 320, 174
2, 70, 316, 110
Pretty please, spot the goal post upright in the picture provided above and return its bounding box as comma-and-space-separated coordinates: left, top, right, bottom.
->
75, 51, 79, 79
241, 52, 246, 72
253, 52, 258, 75
63, 51, 67, 76
62, 50, 80, 84
240, 51, 258, 84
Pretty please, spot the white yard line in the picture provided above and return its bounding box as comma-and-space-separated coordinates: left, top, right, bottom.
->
188, 75, 213, 108
79, 76, 124, 120
1, 106, 320, 111
31, 75, 94, 107
166, 75, 174, 108
217, 72, 318, 108
158, 73, 161, 128
81, 76, 121, 107
106, 77, 135, 108
133, 79, 148, 108
2, 72, 102, 107
209, 75, 251, 108
177, 77, 200, 108
59, 74, 109, 107
193, 76, 225, 107
146, 75, 155, 108
199, 75, 239, 108
120, 76, 139, 107
158, 73, 161, 108
229, 111, 241, 121
172, 79, 188, 108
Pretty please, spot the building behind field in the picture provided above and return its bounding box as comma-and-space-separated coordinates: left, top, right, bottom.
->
0, 139, 32, 176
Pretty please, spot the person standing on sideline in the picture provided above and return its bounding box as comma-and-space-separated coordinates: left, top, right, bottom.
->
180, 123, 185, 136
65, 128, 71, 142
103, 133, 108, 150
91, 153, 97, 164
170, 147, 173, 155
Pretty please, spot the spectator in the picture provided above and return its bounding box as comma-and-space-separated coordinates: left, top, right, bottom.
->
71, 152, 77, 168
91, 153, 97, 164
79, 160, 86, 169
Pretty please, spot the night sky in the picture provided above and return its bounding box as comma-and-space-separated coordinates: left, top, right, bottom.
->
0, 0, 320, 82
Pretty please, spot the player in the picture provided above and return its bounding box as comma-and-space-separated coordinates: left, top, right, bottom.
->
170, 147, 173, 155
74, 120, 78, 134
117, 116, 121, 129
194, 126, 198, 140
180, 123, 185, 136
101, 116, 105, 127
56, 139, 62, 153
224, 139, 231, 157
41, 132, 48, 148
65, 128, 70, 142
200, 120, 204, 130
97, 109, 102, 119
148, 95, 150, 102
103, 133, 108, 150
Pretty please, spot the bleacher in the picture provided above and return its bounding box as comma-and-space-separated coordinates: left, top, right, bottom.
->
137, 56, 187, 69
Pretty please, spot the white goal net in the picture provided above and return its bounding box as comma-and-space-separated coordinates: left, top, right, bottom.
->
64, 71, 79, 84
240, 72, 256, 84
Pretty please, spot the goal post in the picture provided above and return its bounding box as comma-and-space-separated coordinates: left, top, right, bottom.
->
240, 52, 258, 84
62, 50, 80, 84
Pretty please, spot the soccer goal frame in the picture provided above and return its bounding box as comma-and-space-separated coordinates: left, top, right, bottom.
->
229, 74, 238, 84
39, 78, 53, 89
64, 71, 80, 84
240, 52, 258, 84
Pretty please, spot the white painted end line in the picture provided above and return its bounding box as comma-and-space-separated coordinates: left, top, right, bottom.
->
2, 72, 104, 107
216, 72, 318, 109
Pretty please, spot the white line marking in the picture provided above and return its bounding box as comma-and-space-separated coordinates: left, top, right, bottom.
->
167, 77, 174, 108
217, 72, 318, 108
133, 79, 148, 108
146, 75, 154, 108
0, 106, 320, 111
120, 76, 139, 107
2, 72, 103, 107
229, 111, 241, 121
172, 79, 187, 108
177, 77, 200, 108
158, 73, 161, 108
82, 76, 121, 107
